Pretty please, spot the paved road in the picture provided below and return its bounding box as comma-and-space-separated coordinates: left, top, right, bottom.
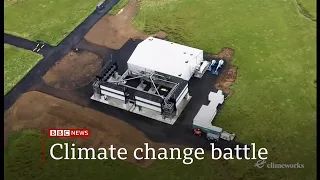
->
4, 0, 120, 110
4, 33, 54, 56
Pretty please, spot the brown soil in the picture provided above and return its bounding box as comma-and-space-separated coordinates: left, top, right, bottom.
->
42, 50, 102, 90
212, 48, 238, 94
150, 31, 168, 39
212, 47, 234, 62
4, 91, 180, 168
85, 0, 167, 49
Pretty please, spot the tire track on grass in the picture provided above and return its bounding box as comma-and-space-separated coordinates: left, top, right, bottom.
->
295, 0, 316, 22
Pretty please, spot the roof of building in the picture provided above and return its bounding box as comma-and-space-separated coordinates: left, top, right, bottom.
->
193, 90, 224, 131
127, 37, 203, 81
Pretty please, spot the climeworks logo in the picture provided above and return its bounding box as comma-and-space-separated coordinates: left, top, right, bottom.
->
48, 128, 90, 138
254, 159, 304, 169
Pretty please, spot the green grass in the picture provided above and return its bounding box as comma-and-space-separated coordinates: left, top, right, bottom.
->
4, 44, 43, 95
109, 0, 129, 15
5, 0, 316, 179
4, 0, 102, 45
133, 0, 316, 179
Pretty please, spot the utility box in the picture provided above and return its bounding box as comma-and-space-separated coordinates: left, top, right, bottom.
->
194, 61, 210, 78
220, 131, 236, 141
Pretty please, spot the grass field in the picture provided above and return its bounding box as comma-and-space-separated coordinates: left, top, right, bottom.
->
4, 45, 43, 95
133, 0, 316, 179
4, 0, 101, 45
5, 0, 316, 179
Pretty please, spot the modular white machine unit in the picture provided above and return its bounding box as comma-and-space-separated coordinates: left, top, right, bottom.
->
192, 90, 236, 141
91, 37, 210, 125
193, 90, 225, 131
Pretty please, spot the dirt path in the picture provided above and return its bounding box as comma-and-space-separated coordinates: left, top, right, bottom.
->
212, 48, 238, 94
85, 0, 167, 49
42, 50, 103, 90
4, 91, 178, 168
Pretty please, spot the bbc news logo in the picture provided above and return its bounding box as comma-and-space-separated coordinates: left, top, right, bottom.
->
48, 128, 90, 138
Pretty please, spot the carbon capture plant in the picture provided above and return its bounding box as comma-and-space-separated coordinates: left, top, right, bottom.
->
91, 37, 235, 141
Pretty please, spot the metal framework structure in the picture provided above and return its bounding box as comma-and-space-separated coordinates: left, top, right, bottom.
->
108, 69, 180, 106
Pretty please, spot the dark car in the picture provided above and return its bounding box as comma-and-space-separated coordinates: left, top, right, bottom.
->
96, 1, 106, 10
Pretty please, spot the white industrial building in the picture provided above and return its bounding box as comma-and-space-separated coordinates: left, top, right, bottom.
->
91, 37, 210, 125
127, 37, 205, 81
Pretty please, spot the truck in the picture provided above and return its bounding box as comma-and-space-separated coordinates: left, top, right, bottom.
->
193, 124, 222, 141
192, 120, 236, 142
192, 90, 235, 142
193, 123, 236, 142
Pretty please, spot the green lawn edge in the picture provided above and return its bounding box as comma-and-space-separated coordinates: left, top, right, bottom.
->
4, 44, 43, 95
109, 0, 129, 15
4, 0, 102, 46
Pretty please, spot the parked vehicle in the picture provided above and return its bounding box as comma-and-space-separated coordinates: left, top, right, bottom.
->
192, 124, 235, 142
192, 90, 235, 142
96, 1, 106, 10
192, 125, 222, 141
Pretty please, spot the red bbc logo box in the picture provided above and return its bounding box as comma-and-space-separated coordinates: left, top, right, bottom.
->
48, 128, 90, 138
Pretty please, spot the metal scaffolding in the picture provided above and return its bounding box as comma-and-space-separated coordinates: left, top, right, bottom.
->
108, 69, 179, 104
